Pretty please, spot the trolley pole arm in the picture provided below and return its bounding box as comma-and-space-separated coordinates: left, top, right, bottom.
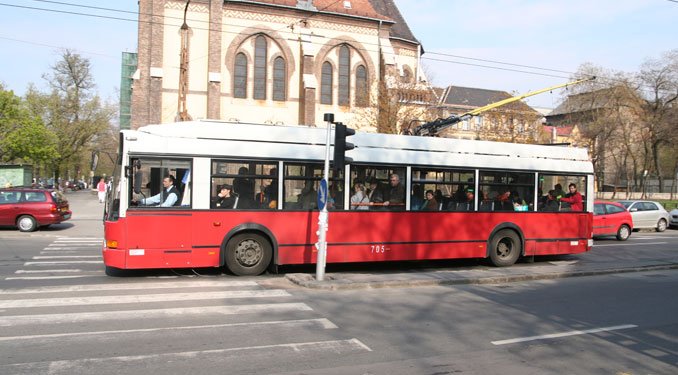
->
412, 76, 596, 136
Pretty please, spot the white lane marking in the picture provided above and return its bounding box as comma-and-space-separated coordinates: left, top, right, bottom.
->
0, 290, 290, 308
5, 275, 101, 280
594, 242, 667, 247
40, 250, 94, 254
43, 247, 100, 250
32, 256, 101, 259
0, 318, 337, 342
7, 339, 372, 371
52, 239, 102, 242
0, 303, 313, 326
56, 237, 103, 240
23, 261, 101, 265
15, 269, 83, 274
0, 280, 258, 294
491, 324, 638, 345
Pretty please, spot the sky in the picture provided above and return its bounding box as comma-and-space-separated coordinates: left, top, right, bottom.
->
0, 0, 676, 110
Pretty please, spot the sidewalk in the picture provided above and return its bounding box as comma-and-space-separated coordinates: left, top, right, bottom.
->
286, 244, 678, 290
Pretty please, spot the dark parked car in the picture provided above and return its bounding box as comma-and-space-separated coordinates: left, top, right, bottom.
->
0, 188, 71, 232
593, 200, 633, 241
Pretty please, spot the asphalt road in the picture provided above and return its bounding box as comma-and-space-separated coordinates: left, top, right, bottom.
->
0, 190, 677, 374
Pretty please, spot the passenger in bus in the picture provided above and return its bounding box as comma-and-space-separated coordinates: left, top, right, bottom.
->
297, 181, 317, 210
383, 173, 405, 209
559, 183, 583, 211
350, 181, 370, 210
366, 177, 383, 209
553, 184, 566, 200
135, 175, 180, 207
410, 184, 424, 210
420, 190, 439, 211
458, 188, 474, 211
263, 168, 278, 206
234, 167, 255, 208
212, 184, 238, 209
540, 190, 560, 212
511, 191, 527, 211
494, 188, 514, 211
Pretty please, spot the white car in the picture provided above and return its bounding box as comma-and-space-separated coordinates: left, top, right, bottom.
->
618, 200, 670, 232
669, 208, 678, 229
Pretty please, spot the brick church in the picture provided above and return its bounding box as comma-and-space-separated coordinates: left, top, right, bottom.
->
131, 0, 424, 129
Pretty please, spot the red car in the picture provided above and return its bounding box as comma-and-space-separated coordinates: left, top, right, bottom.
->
0, 188, 72, 232
593, 200, 633, 241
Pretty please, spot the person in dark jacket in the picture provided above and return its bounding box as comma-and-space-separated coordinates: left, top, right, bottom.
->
212, 184, 238, 209
420, 190, 439, 211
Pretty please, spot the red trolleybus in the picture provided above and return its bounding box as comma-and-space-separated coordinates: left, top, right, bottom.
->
102, 120, 594, 276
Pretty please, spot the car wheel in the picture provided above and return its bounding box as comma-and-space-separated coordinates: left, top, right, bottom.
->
616, 224, 631, 241
488, 229, 521, 267
17, 215, 37, 232
225, 232, 272, 276
656, 219, 667, 232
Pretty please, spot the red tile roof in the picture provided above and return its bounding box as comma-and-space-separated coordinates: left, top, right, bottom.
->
543, 125, 574, 136
230, 0, 390, 21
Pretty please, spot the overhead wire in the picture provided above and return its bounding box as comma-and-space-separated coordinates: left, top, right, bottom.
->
0, 0, 668, 95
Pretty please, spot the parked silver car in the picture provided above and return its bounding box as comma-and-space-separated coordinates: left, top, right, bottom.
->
669, 208, 678, 229
618, 200, 670, 232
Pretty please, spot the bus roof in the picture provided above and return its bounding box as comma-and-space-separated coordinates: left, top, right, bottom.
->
125, 120, 593, 174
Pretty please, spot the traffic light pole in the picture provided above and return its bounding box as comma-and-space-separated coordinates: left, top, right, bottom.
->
315, 114, 333, 281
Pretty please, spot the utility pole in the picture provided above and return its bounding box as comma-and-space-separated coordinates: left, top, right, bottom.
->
177, 0, 192, 121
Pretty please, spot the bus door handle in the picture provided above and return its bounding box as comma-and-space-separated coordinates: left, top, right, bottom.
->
213, 221, 221, 227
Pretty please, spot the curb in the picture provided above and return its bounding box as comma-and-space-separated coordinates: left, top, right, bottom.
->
285, 263, 678, 290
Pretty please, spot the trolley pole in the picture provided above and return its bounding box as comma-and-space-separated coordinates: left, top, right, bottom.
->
315, 114, 333, 281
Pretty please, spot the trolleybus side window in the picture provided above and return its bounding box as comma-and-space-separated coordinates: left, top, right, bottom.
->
349, 165, 406, 211
130, 158, 192, 208
412, 168, 475, 211
478, 171, 534, 212
211, 160, 278, 209
283, 163, 344, 210
538, 174, 587, 212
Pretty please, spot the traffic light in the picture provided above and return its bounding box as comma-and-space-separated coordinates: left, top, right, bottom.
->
333, 122, 355, 170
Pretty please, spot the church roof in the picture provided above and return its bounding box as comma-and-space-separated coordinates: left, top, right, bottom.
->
227, 1, 421, 47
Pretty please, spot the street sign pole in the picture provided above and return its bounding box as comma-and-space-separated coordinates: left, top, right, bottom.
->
316, 114, 333, 281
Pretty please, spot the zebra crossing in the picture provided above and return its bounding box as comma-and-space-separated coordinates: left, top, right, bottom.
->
1, 237, 371, 374
6, 237, 104, 281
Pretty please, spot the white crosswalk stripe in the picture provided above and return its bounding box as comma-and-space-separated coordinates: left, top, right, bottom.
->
2, 237, 371, 373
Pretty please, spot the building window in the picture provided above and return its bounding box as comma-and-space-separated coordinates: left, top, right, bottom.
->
272, 57, 286, 101
338, 45, 350, 106
321, 62, 333, 105
254, 35, 267, 100
234, 53, 247, 98
355, 65, 368, 107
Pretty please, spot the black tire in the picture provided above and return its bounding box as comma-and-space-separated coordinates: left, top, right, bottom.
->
225, 232, 272, 276
17, 215, 37, 232
488, 229, 521, 267
616, 224, 631, 241
105, 265, 125, 277
656, 219, 667, 232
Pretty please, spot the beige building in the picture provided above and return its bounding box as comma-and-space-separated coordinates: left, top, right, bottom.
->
432, 86, 544, 142
132, 0, 424, 129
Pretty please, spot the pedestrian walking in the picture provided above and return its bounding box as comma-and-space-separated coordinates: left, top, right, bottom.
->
97, 178, 106, 203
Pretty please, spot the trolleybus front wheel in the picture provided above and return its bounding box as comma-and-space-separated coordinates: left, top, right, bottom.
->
489, 229, 521, 267
225, 232, 272, 276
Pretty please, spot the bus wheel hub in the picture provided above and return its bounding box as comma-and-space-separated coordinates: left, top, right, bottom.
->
235, 239, 262, 266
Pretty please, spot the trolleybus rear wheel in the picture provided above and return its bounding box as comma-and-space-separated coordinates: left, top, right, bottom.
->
489, 229, 521, 267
